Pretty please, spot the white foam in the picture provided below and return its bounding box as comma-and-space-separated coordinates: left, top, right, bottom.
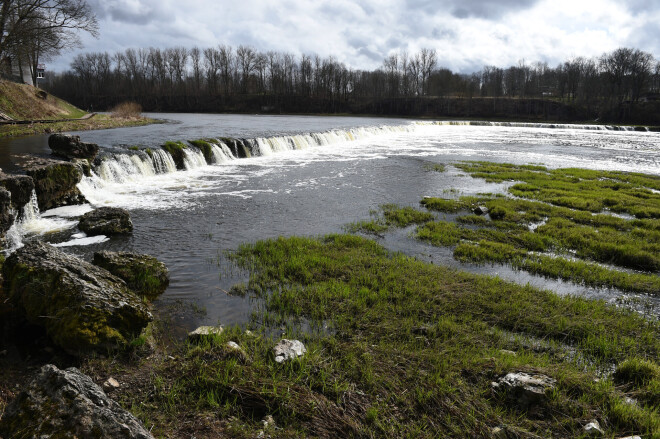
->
52, 235, 109, 247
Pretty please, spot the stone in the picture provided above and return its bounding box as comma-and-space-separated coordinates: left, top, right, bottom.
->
2, 241, 152, 354
473, 205, 489, 215
491, 372, 556, 410
491, 426, 508, 438
188, 325, 223, 341
24, 160, 85, 210
617, 436, 641, 439
583, 420, 604, 436
71, 158, 92, 177
79, 207, 133, 235
0, 187, 13, 238
103, 377, 120, 391
262, 414, 275, 429
0, 173, 35, 213
48, 133, 100, 160
499, 349, 517, 356
93, 251, 169, 300
273, 339, 306, 363
0, 364, 153, 439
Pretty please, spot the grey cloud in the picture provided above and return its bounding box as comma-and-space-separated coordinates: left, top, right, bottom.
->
356, 46, 383, 62
405, 0, 540, 19
88, 0, 163, 25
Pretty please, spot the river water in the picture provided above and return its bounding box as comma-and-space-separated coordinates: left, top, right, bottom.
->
3, 114, 659, 329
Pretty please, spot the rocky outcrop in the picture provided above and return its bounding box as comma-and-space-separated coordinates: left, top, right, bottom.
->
48, 133, 99, 160
93, 251, 169, 300
0, 364, 154, 439
2, 241, 152, 354
0, 187, 13, 239
0, 173, 34, 214
24, 159, 85, 210
491, 372, 556, 410
273, 339, 306, 363
79, 207, 133, 235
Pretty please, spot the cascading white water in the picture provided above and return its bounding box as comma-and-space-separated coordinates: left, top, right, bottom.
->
96, 153, 157, 183
182, 148, 208, 169
150, 149, 177, 173
3, 190, 77, 252
422, 120, 648, 131
210, 142, 235, 163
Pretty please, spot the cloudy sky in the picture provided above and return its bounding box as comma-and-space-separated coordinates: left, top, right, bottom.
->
50, 0, 660, 73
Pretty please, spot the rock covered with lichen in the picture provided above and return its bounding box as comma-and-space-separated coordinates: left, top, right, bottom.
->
23, 158, 85, 210
2, 241, 152, 354
93, 250, 169, 300
79, 207, 133, 235
0, 173, 35, 214
0, 364, 154, 439
48, 133, 99, 160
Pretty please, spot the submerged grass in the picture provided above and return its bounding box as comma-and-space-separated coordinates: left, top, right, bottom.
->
82, 235, 660, 438
362, 161, 660, 295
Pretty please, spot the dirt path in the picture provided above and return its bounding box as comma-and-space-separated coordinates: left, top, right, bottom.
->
0, 113, 97, 125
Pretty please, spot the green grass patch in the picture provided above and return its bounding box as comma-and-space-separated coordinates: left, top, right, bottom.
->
346, 204, 434, 234
83, 235, 659, 437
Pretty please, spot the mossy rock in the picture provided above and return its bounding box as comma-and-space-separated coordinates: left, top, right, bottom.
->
2, 242, 152, 354
0, 364, 154, 438
78, 207, 133, 236
25, 162, 85, 211
93, 251, 169, 301
189, 139, 214, 164
161, 141, 187, 170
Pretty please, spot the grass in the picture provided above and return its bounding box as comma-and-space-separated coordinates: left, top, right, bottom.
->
345, 204, 434, 235
74, 234, 659, 438
0, 114, 156, 138
357, 162, 660, 295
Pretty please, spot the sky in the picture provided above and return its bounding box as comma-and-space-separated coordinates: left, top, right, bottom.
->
48, 0, 660, 73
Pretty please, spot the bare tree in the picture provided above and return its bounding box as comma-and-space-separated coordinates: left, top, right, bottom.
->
1, 0, 98, 82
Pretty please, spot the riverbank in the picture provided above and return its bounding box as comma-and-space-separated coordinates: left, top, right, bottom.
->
0, 114, 158, 139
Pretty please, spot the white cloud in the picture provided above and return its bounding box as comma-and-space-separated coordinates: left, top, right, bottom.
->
48, 0, 659, 73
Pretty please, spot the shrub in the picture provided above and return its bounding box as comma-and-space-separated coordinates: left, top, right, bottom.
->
111, 101, 142, 118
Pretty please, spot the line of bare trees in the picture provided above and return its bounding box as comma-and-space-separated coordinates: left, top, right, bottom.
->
44, 45, 660, 119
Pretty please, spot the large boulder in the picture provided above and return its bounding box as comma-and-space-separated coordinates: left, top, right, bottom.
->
0, 364, 154, 439
79, 207, 133, 236
2, 241, 152, 354
93, 251, 169, 300
24, 160, 85, 211
48, 133, 99, 160
0, 173, 35, 214
0, 187, 13, 238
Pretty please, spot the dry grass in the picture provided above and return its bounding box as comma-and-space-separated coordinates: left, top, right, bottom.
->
111, 102, 142, 119
0, 79, 85, 120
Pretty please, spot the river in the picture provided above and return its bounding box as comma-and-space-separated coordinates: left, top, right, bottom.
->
2, 114, 659, 330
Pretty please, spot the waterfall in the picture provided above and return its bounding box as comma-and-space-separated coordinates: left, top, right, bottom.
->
3, 190, 77, 252
150, 149, 177, 173
210, 141, 235, 163
182, 148, 208, 169
423, 120, 649, 131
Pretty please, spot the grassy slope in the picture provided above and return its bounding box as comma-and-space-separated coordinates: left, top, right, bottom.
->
0, 79, 156, 138
0, 79, 86, 120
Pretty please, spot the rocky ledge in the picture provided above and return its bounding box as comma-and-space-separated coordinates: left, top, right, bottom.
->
2, 241, 152, 354
48, 133, 99, 161
22, 156, 86, 211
